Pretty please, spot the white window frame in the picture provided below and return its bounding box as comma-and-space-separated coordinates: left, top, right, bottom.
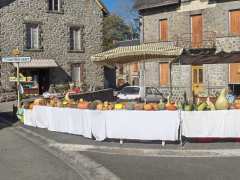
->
26, 24, 40, 49
70, 27, 83, 51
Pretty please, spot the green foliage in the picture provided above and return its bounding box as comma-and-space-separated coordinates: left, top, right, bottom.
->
103, 15, 132, 50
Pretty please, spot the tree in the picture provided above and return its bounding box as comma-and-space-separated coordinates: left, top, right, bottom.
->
103, 14, 132, 50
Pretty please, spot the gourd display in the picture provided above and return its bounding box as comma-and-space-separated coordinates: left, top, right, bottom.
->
78, 99, 89, 109
144, 104, 153, 111
134, 103, 144, 110
165, 96, 177, 111
114, 103, 123, 110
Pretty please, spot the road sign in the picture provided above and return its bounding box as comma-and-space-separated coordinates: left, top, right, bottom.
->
1, 56, 31, 63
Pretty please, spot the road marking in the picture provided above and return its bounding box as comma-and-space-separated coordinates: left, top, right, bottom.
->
50, 143, 240, 158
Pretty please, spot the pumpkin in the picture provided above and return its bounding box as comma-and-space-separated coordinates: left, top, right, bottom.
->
134, 103, 144, 110
97, 103, 104, 110
114, 103, 124, 110
78, 101, 89, 109
108, 103, 114, 110
165, 96, 177, 111
151, 103, 159, 111
234, 103, 240, 109
144, 103, 153, 111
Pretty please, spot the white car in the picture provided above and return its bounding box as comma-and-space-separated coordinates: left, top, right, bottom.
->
117, 86, 165, 102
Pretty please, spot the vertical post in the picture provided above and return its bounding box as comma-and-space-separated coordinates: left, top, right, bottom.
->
17, 62, 20, 108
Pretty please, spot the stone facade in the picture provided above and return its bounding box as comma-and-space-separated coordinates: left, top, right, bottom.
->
136, 0, 240, 99
0, 0, 106, 92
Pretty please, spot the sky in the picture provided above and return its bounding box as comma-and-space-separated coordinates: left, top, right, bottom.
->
102, 0, 137, 23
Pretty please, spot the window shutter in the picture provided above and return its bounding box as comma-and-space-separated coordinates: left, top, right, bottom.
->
80, 63, 85, 82
80, 26, 85, 51
69, 28, 74, 50
39, 24, 43, 49
60, 0, 64, 13
159, 63, 169, 86
31, 25, 39, 49
25, 24, 32, 49
159, 19, 168, 41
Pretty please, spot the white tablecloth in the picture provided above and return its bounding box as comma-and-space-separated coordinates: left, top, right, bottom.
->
24, 106, 180, 141
24, 109, 36, 127
182, 110, 240, 138
105, 111, 180, 141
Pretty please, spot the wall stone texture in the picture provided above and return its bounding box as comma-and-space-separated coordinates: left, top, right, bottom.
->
0, 0, 104, 92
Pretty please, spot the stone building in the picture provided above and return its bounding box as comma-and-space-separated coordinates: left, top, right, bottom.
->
134, 0, 240, 99
0, 0, 108, 95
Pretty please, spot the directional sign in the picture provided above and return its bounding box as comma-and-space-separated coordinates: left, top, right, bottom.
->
1, 56, 31, 63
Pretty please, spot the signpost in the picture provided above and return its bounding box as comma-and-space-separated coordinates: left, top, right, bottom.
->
1, 49, 31, 108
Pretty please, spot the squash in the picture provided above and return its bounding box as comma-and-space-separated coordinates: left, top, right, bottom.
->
158, 100, 165, 110
206, 97, 216, 111
108, 103, 115, 110
197, 102, 207, 111
234, 103, 240, 109
144, 103, 152, 111
165, 96, 177, 111
215, 89, 229, 110
134, 103, 144, 110
151, 103, 159, 111
125, 102, 135, 110
96, 103, 104, 110
78, 99, 89, 109
114, 103, 124, 110
29, 102, 34, 110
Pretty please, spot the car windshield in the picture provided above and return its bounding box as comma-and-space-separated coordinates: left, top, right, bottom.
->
120, 87, 140, 95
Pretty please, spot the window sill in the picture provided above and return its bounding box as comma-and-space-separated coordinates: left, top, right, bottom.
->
23, 49, 44, 52
68, 50, 85, 53
47, 10, 64, 14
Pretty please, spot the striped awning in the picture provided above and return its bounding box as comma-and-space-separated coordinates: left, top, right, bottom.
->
91, 43, 183, 65
13, 59, 58, 68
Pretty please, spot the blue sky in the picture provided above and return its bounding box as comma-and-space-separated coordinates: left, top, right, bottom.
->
102, 0, 137, 23
102, 0, 134, 13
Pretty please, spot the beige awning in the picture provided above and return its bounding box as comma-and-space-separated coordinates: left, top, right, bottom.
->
13, 59, 58, 68
91, 43, 183, 65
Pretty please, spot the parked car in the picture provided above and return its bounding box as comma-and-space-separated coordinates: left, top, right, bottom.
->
117, 86, 166, 103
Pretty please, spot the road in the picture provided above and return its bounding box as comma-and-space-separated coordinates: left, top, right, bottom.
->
1, 101, 240, 180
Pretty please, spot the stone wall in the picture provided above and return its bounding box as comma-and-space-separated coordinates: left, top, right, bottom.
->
0, 0, 104, 92
139, 0, 240, 99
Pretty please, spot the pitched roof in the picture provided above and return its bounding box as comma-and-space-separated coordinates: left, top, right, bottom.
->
134, 0, 180, 10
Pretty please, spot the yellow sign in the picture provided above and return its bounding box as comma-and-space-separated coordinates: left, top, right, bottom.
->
9, 73, 32, 82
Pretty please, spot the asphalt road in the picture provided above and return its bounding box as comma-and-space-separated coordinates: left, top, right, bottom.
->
82, 151, 240, 180
0, 123, 82, 180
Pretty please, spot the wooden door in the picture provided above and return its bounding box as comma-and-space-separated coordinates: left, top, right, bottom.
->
191, 15, 203, 48
192, 66, 204, 95
230, 10, 240, 36
159, 19, 168, 41
229, 63, 240, 84
159, 63, 169, 86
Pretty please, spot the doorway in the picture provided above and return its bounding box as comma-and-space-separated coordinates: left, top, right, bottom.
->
192, 65, 204, 96
191, 14, 203, 48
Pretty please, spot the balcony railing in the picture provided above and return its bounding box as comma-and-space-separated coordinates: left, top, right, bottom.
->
176, 31, 216, 49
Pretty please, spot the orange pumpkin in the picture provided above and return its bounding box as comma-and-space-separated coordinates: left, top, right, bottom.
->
166, 103, 177, 111
78, 100, 89, 109
151, 103, 159, 111
234, 103, 240, 109
144, 104, 153, 111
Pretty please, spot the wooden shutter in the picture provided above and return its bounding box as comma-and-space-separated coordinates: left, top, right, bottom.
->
191, 15, 203, 48
229, 63, 240, 84
159, 63, 169, 86
230, 10, 240, 36
159, 19, 168, 41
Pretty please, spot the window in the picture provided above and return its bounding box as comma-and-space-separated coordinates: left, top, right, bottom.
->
69, 27, 84, 51
25, 24, 40, 49
159, 63, 169, 86
159, 19, 168, 41
48, 0, 61, 12
71, 63, 84, 83
191, 14, 203, 48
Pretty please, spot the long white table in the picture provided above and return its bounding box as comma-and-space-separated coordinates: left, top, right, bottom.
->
181, 110, 240, 138
24, 106, 180, 142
